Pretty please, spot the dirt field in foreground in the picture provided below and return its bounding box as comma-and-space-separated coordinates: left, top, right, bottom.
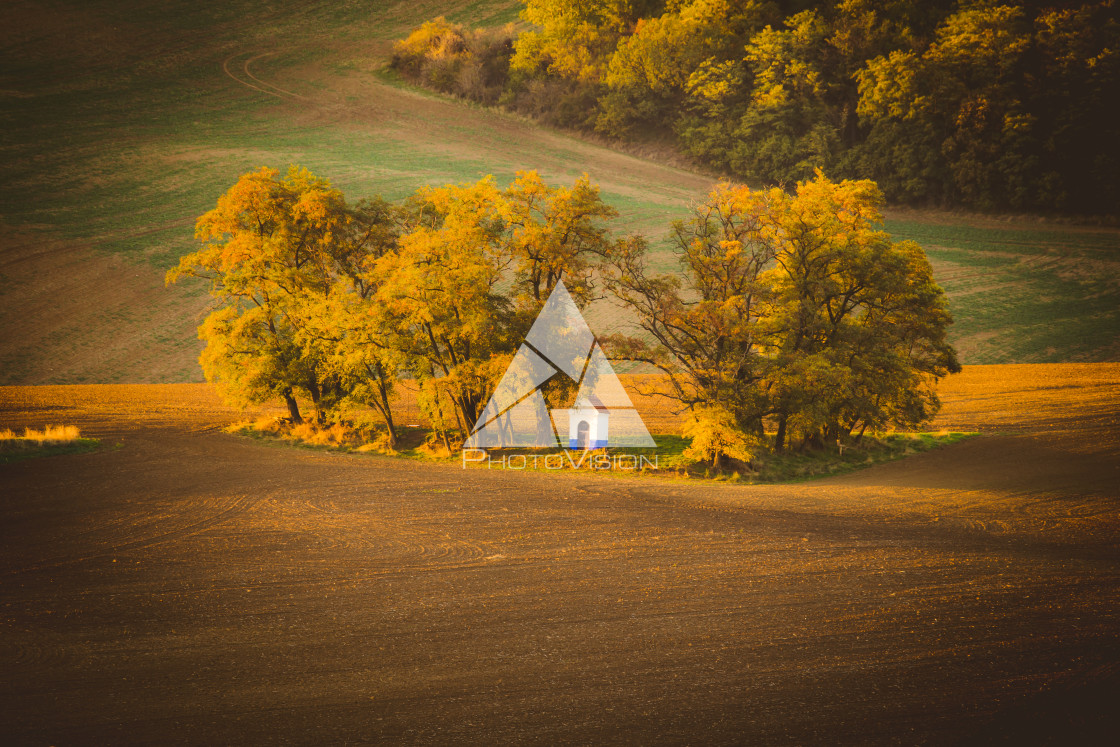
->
1, 364, 1118, 743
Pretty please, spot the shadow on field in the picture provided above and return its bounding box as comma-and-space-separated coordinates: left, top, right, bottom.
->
1, 379, 1118, 743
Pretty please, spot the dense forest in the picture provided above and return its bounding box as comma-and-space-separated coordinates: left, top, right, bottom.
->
392, 1, 1119, 215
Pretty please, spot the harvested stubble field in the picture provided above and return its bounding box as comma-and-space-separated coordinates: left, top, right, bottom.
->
1, 363, 1118, 743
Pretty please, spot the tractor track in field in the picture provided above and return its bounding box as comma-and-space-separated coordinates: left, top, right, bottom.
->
221, 51, 292, 101
222, 51, 310, 102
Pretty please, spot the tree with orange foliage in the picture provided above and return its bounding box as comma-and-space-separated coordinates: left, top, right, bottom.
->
170, 167, 624, 444
167, 166, 350, 423
606, 171, 959, 452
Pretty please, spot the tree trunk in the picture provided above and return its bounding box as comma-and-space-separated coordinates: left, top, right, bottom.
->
283, 389, 303, 424
801, 430, 823, 452
307, 381, 327, 425
364, 363, 399, 450
535, 407, 555, 445
375, 384, 398, 449
774, 413, 788, 453
825, 423, 840, 444
450, 396, 468, 443
371, 399, 399, 450
435, 404, 452, 453
383, 410, 399, 450
429, 389, 453, 453
453, 406, 466, 440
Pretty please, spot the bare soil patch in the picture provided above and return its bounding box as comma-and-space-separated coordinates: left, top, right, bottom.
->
1, 365, 1117, 742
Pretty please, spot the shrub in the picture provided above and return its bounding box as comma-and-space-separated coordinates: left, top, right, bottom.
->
681, 406, 756, 471
391, 17, 467, 79
0, 425, 83, 448
392, 19, 514, 103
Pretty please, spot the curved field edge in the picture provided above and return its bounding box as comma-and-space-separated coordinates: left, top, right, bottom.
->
0, 362, 1117, 542
222, 421, 977, 486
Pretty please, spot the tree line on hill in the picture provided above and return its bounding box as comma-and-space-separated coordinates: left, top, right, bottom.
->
391, 0, 1119, 215
168, 167, 958, 462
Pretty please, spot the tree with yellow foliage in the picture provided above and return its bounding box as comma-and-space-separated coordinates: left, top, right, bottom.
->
172, 166, 626, 444
682, 405, 757, 470
607, 171, 958, 453
168, 167, 405, 438
500, 170, 617, 307
167, 166, 349, 423
357, 178, 509, 437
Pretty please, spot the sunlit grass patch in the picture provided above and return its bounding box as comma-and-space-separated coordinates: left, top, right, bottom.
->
0, 424, 100, 463
746, 432, 977, 484
1, 424, 81, 444
226, 418, 403, 454
227, 416, 975, 485
592, 431, 977, 484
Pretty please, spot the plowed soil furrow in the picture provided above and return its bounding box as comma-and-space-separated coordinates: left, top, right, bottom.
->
1, 366, 1119, 742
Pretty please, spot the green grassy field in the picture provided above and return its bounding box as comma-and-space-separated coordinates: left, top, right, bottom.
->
886, 216, 1120, 363
1, 0, 1117, 384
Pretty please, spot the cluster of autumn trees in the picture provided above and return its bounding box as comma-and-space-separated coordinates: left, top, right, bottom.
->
392, 1, 1119, 214
168, 166, 615, 450
169, 166, 957, 458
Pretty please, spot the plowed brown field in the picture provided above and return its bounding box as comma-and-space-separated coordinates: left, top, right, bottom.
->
1, 364, 1118, 743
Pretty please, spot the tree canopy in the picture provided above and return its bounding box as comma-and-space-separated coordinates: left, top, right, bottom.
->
167, 166, 622, 449
605, 171, 959, 452
393, 0, 1120, 214
171, 166, 957, 456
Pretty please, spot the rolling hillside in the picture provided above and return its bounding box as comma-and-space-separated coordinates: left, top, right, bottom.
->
2, 0, 1118, 384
